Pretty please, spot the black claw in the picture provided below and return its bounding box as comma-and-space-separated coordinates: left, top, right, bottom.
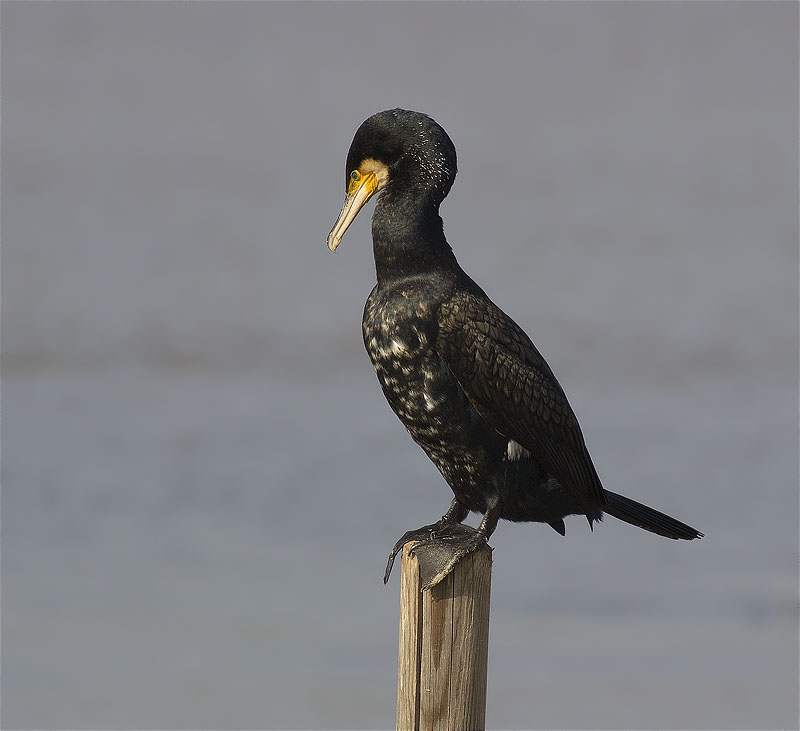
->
383, 556, 396, 585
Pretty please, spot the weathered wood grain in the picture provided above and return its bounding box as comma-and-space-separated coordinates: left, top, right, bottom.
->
396, 542, 492, 730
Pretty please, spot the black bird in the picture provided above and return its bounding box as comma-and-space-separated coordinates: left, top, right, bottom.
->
328, 109, 702, 589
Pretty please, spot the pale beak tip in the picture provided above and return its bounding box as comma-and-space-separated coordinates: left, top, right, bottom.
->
327, 234, 340, 252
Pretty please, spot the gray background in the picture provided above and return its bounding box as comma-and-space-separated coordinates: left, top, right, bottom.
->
2, 2, 798, 729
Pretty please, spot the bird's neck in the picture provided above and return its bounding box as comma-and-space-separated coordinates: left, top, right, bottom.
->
371, 191, 459, 284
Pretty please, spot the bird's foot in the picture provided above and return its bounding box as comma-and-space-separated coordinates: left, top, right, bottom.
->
383, 522, 453, 584
383, 522, 490, 590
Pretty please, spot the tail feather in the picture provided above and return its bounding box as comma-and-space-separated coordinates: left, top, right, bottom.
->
604, 490, 703, 540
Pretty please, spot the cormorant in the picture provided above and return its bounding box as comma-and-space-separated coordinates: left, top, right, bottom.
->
328, 109, 702, 589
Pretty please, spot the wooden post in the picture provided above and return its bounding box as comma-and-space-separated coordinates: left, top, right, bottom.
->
396, 541, 492, 731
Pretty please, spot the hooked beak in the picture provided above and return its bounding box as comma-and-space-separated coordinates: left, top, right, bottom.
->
327, 171, 379, 252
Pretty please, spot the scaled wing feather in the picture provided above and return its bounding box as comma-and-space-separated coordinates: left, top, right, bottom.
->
435, 288, 606, 520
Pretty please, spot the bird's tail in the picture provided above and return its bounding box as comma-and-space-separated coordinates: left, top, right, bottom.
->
604, 490, 703, 540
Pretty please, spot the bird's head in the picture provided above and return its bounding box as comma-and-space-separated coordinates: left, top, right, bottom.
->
327, 109, 457, 252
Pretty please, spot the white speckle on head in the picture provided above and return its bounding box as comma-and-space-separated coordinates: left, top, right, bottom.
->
507, 440, 529, 461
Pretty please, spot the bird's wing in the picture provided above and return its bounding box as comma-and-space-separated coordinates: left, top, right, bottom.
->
435, 287, 606, 520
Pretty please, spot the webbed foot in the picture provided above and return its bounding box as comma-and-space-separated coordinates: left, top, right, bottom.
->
383, 522, 490, 590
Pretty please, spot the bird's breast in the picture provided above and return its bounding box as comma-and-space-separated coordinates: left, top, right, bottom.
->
362, 288, 505, 511
362, 293, 439, 424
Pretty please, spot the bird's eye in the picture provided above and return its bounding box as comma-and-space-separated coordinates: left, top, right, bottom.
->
350, 170, 361, 181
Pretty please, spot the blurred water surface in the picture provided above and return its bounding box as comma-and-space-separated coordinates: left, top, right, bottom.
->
2, 3, 797, 728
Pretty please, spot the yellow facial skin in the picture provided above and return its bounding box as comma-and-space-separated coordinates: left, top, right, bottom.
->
327, 159, 389, 252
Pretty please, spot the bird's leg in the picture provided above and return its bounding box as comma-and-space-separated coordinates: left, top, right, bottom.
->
435, 497, 471, 534
383, 498, 469, 584
474, 497, 502, 540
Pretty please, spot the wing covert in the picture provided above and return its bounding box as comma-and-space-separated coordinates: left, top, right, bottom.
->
435, 288, 606, 519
